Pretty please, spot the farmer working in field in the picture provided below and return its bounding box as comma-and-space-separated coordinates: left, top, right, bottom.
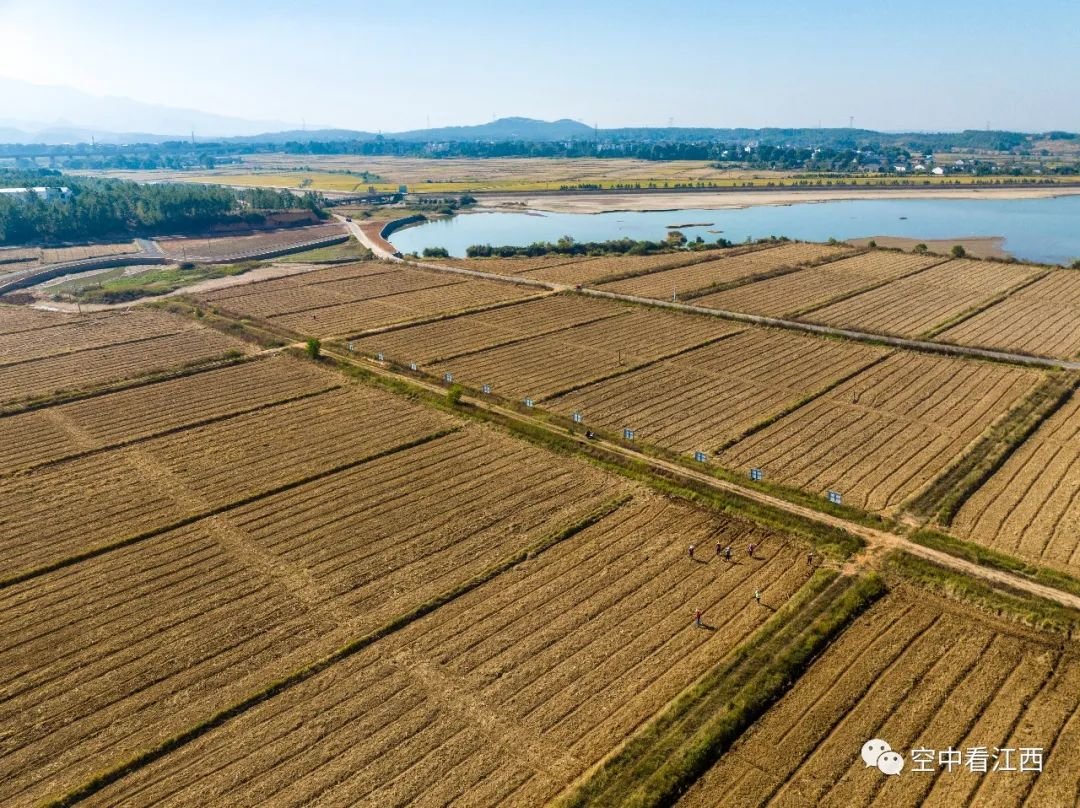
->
694, 608, 703, 628
688, 544, 695, 560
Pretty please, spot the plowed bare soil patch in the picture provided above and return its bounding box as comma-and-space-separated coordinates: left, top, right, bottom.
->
157, 224, 345, 260
676, 592, 1078, 808
720, 352, 1041, 512
548, 329, 887, 455
79, 496, 811, 807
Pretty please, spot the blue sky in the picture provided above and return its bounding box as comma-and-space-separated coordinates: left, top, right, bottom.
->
1, 0, 1077, 132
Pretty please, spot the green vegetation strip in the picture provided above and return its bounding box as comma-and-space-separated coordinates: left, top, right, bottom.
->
558, 570, 885, 808
71, 262, 266, 304
885, 551, 1080, 636
906, 372, 1078, 523
910, 529, 1080, 602
0, 427, 460, 591
327, 354, 866, 559
46, 494, 631, 808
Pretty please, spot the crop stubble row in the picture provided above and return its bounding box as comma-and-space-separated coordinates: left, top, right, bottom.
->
77, 497, 810, 807
676, 592, 1080, 808
0, 424, 623, 806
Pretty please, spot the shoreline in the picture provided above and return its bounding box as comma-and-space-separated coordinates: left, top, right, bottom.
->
477, 186, 1080, 214
848, 235, 1010, 260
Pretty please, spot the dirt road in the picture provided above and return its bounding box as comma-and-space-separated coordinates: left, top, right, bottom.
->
323, 344, 1080, 612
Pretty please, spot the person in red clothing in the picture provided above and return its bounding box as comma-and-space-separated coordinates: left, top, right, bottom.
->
694, 608, 703, 628
747, 542, 756, 558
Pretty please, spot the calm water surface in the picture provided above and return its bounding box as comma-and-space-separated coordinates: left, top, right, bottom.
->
390, 195, 1080, 265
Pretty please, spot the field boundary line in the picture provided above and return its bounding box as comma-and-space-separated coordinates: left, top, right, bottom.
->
0, 384, 343, 479
0, 427, 461, 592
338, 290, 554, 341
0, 327, 194, 370
588, 244, 776, 286
321, 348, 1080, 612
904, 372, 1079, 524
0, 350, 254, 417
786, 254, 952, 319
537, 330, 745, 403
922, 268, 1054, 339
360, 307, 631, 367
576, 289, 1080, 370
713, 350, 895, 453
44, 494, 632, 808
677, 262, 817, 302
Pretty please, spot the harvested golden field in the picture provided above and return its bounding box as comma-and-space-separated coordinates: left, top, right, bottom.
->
0, 326, 250, 409
0, 242, 139, 267
938, 270, 1080, 358
205, 266, 463, 319
195, 261, 392, 304
548, 329, 887, 454
78, 496, 813, 807
0, 355, 337, 473
676, 591, 1077, 808
952, 390, 1080, 571
692, 251, 944, 318
599, 242, 853, 299
156, 224, 345, 260
420, 255, 595, 274
351, 294, 625, 364
426, 253, 712, 286
720, 352, 1041, 512
0, 308, 193, 366
804, 258, 1045, 338
269, 278, 540, 338
0, 385, 455, 579
429, 307, 733, 400
0, 304, 103, 335
0, 424, 624, 807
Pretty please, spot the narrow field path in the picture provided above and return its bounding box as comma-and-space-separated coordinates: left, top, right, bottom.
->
323, 345, 1080, 612
403, 256, 1080, 371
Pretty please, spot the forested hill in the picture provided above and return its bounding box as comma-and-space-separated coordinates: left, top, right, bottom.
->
0, 170, 324, 245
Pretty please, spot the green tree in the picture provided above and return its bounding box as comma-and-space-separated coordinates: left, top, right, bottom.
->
951, 244, 967, 258
913, 243, 929, 254
306, 338, 321, 359
446, 384, 463, 406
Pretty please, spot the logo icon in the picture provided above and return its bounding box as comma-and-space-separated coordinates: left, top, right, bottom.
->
862, 739, 905, 776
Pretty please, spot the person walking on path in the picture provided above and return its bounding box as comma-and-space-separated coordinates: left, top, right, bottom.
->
694, 608, 703, 628
725, 545, 733, 561
716, 541, 723, 559
688, 544, 696, 560
807, 551, 815, 567
754, 588, 762, 605
747, 542, 756, 558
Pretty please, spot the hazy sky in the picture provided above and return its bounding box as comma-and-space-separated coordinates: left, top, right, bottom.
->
2, 0, 1078, 132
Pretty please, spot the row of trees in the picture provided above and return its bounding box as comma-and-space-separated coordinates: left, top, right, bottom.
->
0, 170, 325, 244
463, 234, 737, 259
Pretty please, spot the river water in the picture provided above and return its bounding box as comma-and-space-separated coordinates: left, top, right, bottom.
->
390, 195, 1080, 265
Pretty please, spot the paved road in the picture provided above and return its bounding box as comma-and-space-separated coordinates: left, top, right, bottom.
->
335, 214, 401, 261
406, 257, 1079, 371
323, 344, 1080, 612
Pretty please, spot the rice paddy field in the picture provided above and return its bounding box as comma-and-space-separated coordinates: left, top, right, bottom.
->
718, 352, 1042, 512
676, 590, 1080, 808
6, 235, 1080, 808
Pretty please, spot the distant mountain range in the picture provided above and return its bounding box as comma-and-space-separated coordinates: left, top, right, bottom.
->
0, 78, 1074, 147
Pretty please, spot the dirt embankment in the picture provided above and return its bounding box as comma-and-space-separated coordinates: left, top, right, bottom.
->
848, 235, 1009, 259
478, 186, 1080, 214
